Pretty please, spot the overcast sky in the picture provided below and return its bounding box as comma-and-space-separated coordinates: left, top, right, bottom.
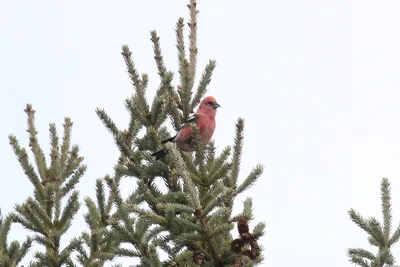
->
1, 1, 400, 266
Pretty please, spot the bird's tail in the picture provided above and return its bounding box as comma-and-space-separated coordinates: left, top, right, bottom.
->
151, 136, 175, 160
161, 136, 174, 144
151, 148, 168, 160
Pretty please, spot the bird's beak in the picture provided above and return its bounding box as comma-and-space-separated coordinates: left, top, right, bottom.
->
212, 102, 221, 109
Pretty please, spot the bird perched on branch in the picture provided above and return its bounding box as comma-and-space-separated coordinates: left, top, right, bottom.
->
151, 96, 221, 160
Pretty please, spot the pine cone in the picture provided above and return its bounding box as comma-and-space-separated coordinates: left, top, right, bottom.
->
193, 251, 205, 265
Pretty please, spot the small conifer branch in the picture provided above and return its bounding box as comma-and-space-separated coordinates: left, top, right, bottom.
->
125, 204, 166, 225
167, 89, 183, 131
58, 237, 82, 264
348, 209, 371, 235
78, 179, 119, 266
368, 218, 385, 247
200, 182, 225, 206
60, 118, 73, 174
229, 118, 245, 188
14, 202, 47, 235
207, 207, 231, 226
96, 108, 120, 138
190, 59, 217, 111
49, 123, 61, 182
389, 224, 400, 245
124, 97, 150, 128
0, 211, 33, 266
165, 142, 201, 210
116, 133, 133, 158
8, 135, 46, 202
83, 198, 101, 228
104, 176, 124, 210
242, 197, 253, 220
121, 45, 142, 92
127, 114, 141, 139
176, 17, 187, 85
180, 151, 201, 180
113, 247, 141, 258
348, 248, 376, 261
0, 210, 11, 250
236, 164, 263, 194
24, 104, 47, 181
121, 45, 150, 116
95, 179, 107, 222
207, 164, 230, 186
205, 140, 216, 162
151, 71, 174, 127
180, 59, 192, 121
381, 178, 392, 240
192, 126, 206, 168
251, 222, 266, 240
188, 0, 198, 82
170, 216, 203, 234
174, 232, 203, 247
348, 177, 400, 266
201, 193, 227, 217
150, 31, 167, 78
61, 165, 87, 198
26, 199, 52, 228
175, 17, 193, 120
156, 203, 195, 215
135, 181, 163, 213
62, 145, 83, 180
60, 191, 80, 225
207, 146, 231, 178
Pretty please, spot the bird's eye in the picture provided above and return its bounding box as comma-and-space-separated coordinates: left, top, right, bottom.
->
207, 101, 213, 105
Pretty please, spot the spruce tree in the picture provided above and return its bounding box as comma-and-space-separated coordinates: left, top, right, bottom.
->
96, 0, 265, 266
8, 104, 85, 266
348, 178, 400, 267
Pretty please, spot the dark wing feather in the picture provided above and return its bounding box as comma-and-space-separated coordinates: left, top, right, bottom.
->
178, 114, 197, 131
161, 114, 198, 143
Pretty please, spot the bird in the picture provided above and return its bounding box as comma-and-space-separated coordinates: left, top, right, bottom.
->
151, 96, 221, 160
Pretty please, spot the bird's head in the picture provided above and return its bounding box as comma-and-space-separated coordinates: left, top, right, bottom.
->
197, 96, 221, 117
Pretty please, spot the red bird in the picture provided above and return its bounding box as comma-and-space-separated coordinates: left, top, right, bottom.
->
151, 96, 221, 160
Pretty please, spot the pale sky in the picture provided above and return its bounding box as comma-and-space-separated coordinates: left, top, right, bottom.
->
1, 1, 400, 266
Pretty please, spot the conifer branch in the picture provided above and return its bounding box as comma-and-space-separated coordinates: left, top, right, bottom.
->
176, 17, 187, 91
165, 142, 201, 211
77, 179, 120, 266
150, 71, 174, 128
229, 118, 244, 188
96, 108, 120, 138
0, 210, 33, 267
60, 118, 73, 175
188, 0, 198, 83
348, 177, 399, 266
191, 59, 216, 111
236, 164, 263, 194
49, 123, 61, 182
8, 135, 46, 202
24, 104, 47, 182
150, 31, 167, 78
121, 45, 150, 120
381, 178, 392, 241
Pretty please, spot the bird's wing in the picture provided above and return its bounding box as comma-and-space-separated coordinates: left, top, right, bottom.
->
161, 114, 198, 144
177, 114, 198, 132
